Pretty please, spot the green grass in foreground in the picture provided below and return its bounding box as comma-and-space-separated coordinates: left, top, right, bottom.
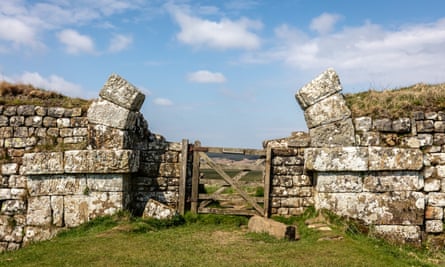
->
0, 210, 442, 267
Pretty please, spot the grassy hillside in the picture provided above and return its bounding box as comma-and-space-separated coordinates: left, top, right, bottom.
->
0, 81, 91, 113
345, 83, 445, 119
0, 211, 441, 266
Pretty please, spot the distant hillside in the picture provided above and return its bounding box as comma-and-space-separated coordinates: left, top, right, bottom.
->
0, 81, 91, 113
345, 83, 445, 119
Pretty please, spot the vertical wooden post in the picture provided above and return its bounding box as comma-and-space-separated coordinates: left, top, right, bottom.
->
178, 139, 189, 215
263, 145, 272, 218
190, 141, 201, 214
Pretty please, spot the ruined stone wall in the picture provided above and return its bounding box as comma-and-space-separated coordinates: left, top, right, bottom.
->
0, 74, 189, 251
267, 68, 445, 246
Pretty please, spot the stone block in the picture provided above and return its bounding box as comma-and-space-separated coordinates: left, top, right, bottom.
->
295, 68, 342, 109
57, 118, 70, 128
363, 171, 423, 192
0, 116, 8, 127
47, 107, 65, 118
64, 195, 89, 228
281, 197, 303, 208
354, 117, 372, 132
142, 198, 178, 220
435, 121, 445, 132
26, 196, 52, 226
417, 120, 434, 132
27, 175, 87, 196
17, 105, 35, 116
9, 116, 24, 126
434, 133, 445, 145
305, 147, 368, 171
372, 225, 421, 246
248, 215, 298, 240
87, 99, 138, 130
86, 174, 129, 192
1, 200, 26, 215
368, 147, 423, 171
1, 163, 18, 175
99, 73, 145, 111
316, 191, 424, 225
88, 124, 130, 149
23, 226, 58, 246
315, 172, 363, 193
64, 150, 139, 173
87, 192, 126, 219
356, 131, 380, 146
309, 118, 356, 147
424, 178, 441, 192
426, 220, 443, 233
51, 196, 64, 227
392, 118, 411, 133
425, 206, 443, 220
22, 152, 64, 175
25, 116, 42, 127
3, 106, 16, 116
304, 93, 351, 129
428, 192, 445, 207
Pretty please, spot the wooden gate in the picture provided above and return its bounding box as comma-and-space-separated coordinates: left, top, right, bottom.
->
190, 141, 272, 217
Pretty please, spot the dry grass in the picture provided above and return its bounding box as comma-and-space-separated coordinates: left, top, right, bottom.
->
0, 81, 91, 113
345, 83, 445, 119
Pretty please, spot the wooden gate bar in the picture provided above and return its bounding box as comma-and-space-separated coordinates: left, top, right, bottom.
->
190, 141, 201, 214
263, 145, 272, 217
199, 152, 264, 215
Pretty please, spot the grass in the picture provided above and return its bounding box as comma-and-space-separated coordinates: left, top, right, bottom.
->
345, 83, 445, 119
200, 169, 263, 182
0, 81, 91, 114
1, 210, 442, 267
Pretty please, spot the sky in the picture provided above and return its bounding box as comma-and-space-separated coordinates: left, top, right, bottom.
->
1, 0, 445, 148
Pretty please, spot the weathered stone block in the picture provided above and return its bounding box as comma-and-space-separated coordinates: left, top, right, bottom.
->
87, 192, 126, 219
435, 121, 445, 132
304, 94, 351, 129
88, 124, 130, 149
64, 195, 89, 228
22, 152, 64, 175
373, 118, 392, 132
392, 118, 411, 133
25, 116, 42, 127
363, 171, 423, 192
51, 196, 64, 227
354, 117, 372, 132
417, 120, 434, 133
309, 118, 356, 147
424, 178, 441, 192
87, 99, 138, 130
142, 199, 178, 220
1, 200, 26, 215
425, 206, 443, 220
64, 150, 139, 173
0, 116, 8, 127
368, 147, 423, 171
434, 133, 445, 145
99, 73, 145, 111
26, 196, 52, 226
57, 118, 70, 128
281, 197, 303, 208
356, 131, 380, 146
295, 68, 342, 109
315, 172, 363, 193
428, 193, 445, 207
372, 225, 421, 246
1, 163, 18, 175
23, 226, 58, 246
48, 107, 65, 118
305, 147, 368, 171
426, 220, 443, 233
86, 174, 129, 192
248, 215, 298, 240
316, 191, 424, 225
27, 175, 87, 196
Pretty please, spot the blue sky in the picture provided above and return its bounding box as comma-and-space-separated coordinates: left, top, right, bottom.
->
1, 0, 445, 148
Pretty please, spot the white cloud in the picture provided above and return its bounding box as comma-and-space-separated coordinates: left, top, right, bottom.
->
187, 70, 226, 83
154, 97, 173, 106
0, 17, 37, 45
8, 72, 85, 98
254, 17, 445, 89
166, 4, 262, 50
310, 13, 342, 35
57, 29, 95, 54
108, 34, 133, 52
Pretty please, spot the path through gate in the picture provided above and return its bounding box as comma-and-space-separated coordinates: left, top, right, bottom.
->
189, 141, 272, 217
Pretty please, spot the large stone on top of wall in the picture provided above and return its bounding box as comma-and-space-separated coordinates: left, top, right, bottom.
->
309, 118, 356, 147
304, 94, 351, 129
22, 152, 64, 175
368, 147, 423, 171
295, 68, 342, 109
87, 99, 138, 130
64, 150, 139, 173
305, 147, 368, 171
99, 73, 145, 111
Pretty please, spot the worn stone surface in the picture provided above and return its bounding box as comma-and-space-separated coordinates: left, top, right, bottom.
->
425, 206, 443, 220
88, 124, 130, 149
368, 147, 423, 171
426, 220, 443, 233
26, 196, 52, 226
363, 171, 423, 192
142, 199, 178, 220
64, 195, 89, 228
392, 118, 411, 133
315, 172, 363, 193
86, 174, 129, 192
316, 191, 424, 225
428, 193, 445, 207
309, 118, 356, 147
305, 147, 368, 171
304, 94, 351, 129
295, 68, 342, 109
99, 73, 145, 111
354, 117, 372, 132
248, 215, 299, 240
22, 152, 64, 174
372, 225, 421, 246
87, 99, 138, 130
1, 163, 18, 175
64, 150, 139, 173
23, 226, 58, 246
27, 175, 87, 196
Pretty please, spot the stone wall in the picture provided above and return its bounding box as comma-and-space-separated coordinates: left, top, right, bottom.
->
0, 74, 190, 251
266, 68, 445, 246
